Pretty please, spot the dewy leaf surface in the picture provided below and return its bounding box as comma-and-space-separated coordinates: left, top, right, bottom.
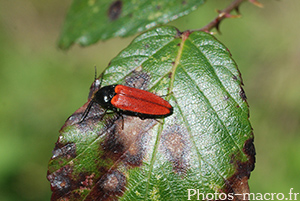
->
58, 0, 205, 49
48, 26, 255, 201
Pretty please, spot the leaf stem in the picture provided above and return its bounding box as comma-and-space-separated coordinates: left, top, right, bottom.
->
199, 0, 246, 32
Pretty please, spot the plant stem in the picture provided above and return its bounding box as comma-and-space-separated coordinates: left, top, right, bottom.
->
199, 0, 246, 32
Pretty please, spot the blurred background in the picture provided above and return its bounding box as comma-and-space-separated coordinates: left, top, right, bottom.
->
0, 0, 299, 200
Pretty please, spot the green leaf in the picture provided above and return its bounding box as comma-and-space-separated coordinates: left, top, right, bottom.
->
48, 26, 255, 200
58, 0, 205, 49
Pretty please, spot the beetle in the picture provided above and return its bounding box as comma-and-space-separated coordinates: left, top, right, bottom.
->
80, 84, 173, 123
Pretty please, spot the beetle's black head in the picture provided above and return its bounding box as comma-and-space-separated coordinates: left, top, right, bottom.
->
93, 85, 117, 109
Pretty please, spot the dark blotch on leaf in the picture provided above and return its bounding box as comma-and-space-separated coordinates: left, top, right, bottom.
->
243, 137, 256, 171
224, 137, 255, 199
86, 170, 126, 200
233, 137, 255, 179
103, 116, 156, 167
48, 167, 94, 200
122, 118, 155, 167
125, 71, 150, 90
47, 166, 73, 200
108, 0, 123, 21
102, 127, 125, 159
161, 125, 190, 175
239, 87, 247, 101
52, 143, 76, 159
101, 170, 126, 193
124, 150, 144, 167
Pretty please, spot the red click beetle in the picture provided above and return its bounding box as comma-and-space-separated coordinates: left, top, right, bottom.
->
80, 83, 173, 123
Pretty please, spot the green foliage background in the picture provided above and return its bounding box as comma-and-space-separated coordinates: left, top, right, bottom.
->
0, 0, 299, 200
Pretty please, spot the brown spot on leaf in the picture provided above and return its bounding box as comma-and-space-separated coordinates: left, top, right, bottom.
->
101, 121, 124, 160
102, 171, 125, 192
103, 116, 157, 167
108, 0, 122, 21
224, 138, 255, 201
47, 165, 73, 200
125, 71, 150, 90
52, 143, 76, 160
243, 138, 256, 171
239, 87, 247, 101
85, 170, 126, 200
48, 167, 101, 200
123, 118, 156, 166
228, 177, 251, 201
161, 125, 190, 174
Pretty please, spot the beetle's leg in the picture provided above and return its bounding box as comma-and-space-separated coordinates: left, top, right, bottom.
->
79, 100, 94, 123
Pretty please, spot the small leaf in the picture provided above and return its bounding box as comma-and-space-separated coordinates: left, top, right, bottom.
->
58, 0, 205, 49
48, 26, 255, 200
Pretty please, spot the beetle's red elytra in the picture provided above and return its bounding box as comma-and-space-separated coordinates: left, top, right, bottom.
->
111, 85, 173, 117
80, 84, 173, 122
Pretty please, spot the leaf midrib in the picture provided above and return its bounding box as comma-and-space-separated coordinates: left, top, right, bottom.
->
143, 32, 185, 200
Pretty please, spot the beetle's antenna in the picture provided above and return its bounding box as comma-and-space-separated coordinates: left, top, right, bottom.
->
79, 67, 107, 124
94, 66, 97, 82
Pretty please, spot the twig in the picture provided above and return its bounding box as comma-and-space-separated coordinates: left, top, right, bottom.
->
199, 0, 246, 33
